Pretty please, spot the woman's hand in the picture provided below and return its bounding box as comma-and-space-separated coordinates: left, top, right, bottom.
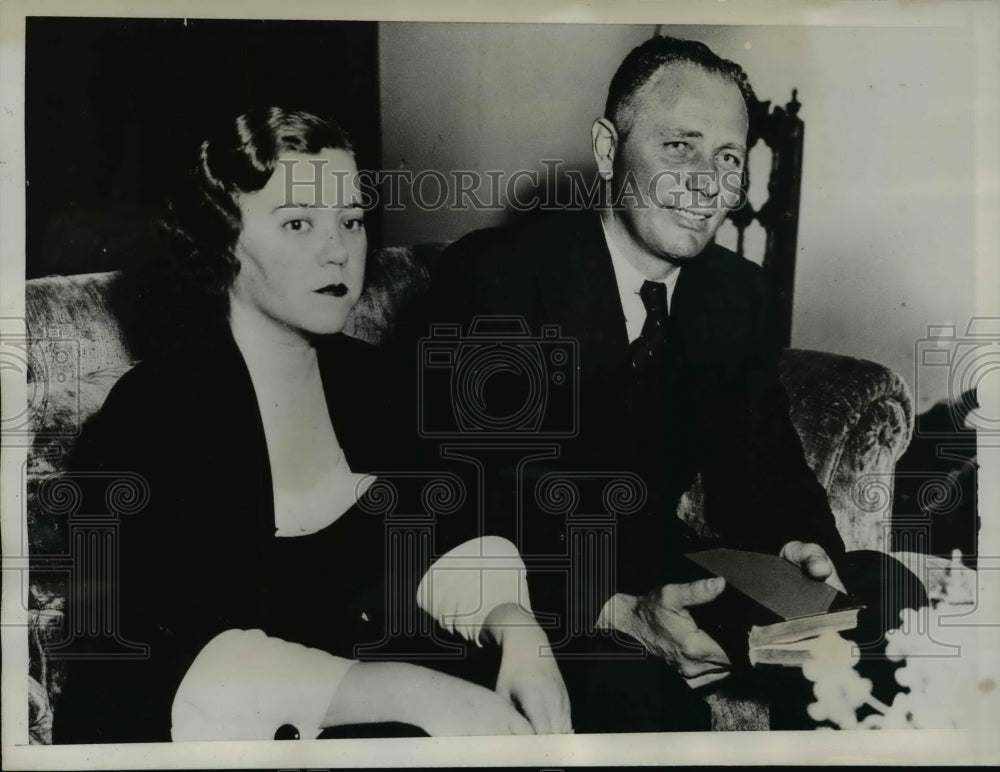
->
412, 668, 536, 736
484, 603, 573, 734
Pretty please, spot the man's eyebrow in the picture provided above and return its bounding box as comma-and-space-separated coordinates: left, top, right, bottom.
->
660, 128, 703, 139
660, 128, 747, 153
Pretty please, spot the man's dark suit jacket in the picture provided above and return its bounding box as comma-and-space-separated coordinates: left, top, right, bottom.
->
415, 209, 847, 630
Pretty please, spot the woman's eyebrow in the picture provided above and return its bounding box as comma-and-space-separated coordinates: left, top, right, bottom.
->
270, 199, 365, 213
272, 201, 314, 212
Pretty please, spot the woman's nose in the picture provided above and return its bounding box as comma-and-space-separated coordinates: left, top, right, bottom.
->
321, 232, 350, 265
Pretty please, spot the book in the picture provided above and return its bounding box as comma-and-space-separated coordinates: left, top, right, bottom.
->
684, 548, 864, 668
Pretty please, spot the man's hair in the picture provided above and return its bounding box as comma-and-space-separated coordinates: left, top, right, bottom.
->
605, 35, 756, 137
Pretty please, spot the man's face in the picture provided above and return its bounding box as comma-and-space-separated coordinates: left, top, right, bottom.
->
608, 64, 748, 261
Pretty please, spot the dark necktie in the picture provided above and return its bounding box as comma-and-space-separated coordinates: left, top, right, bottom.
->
629, 280, 669, 377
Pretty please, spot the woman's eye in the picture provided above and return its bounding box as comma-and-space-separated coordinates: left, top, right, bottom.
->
282, 219, 312, 233
343, 216, 365, 232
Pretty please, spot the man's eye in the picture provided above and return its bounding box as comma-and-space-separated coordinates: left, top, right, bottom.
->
717, 152, 744, 170
664, 141, 691, 152
282, 219, 312, 233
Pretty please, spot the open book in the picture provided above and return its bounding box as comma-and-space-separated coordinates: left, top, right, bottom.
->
685, 548, 863, 668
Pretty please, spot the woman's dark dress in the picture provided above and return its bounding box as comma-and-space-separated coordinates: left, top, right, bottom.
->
52, 331, 451, 743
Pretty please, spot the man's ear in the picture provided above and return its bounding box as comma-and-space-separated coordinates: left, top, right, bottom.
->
592, 118, 618, 179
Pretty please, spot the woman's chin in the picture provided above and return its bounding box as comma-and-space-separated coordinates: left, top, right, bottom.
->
305, 320, 350, 337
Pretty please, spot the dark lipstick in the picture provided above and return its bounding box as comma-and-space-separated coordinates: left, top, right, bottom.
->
316, 283, 348, 297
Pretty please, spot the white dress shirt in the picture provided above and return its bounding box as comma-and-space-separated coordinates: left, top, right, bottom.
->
601, 218, 681, 342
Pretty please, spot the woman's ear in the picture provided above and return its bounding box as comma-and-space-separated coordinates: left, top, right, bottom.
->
591, 118, 618, 180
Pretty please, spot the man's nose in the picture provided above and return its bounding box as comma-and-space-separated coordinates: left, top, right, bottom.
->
684, 165, 721, 199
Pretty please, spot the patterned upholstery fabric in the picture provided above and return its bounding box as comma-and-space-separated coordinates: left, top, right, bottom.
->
780, 348, 913, 552
22, 244, 915, 740
26, 272, 134, 379
342, 243, 445, 346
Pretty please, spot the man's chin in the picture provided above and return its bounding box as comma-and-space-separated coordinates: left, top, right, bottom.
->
661, 238, 711, 261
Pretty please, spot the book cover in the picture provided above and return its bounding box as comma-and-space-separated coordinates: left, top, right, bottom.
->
684, 548, 863, 668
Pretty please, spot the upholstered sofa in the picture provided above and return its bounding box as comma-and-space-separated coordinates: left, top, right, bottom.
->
23, 242, 918, 741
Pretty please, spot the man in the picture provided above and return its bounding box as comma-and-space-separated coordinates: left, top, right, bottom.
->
414, 35, 919, 731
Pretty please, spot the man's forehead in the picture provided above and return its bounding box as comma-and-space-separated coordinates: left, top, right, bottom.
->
634, 62, 747, 128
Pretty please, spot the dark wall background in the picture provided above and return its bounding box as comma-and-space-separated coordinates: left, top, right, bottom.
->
25, 16, 381, 278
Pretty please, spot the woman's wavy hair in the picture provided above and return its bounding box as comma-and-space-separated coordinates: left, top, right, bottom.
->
119, 108, 353, 357
165, 107, 354, 298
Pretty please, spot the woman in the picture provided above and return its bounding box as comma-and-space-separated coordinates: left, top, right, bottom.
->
53, 108, 570, 743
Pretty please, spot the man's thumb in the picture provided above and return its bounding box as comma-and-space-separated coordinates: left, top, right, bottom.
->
668, 577, 726, 608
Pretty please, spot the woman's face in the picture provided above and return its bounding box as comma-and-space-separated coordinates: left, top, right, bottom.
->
229, 148, 367, 340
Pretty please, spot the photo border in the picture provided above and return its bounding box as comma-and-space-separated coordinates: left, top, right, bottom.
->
2, 0, 998, 767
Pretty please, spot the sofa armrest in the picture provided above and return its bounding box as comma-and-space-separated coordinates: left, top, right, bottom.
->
778, 348, 914, 552
679, 349, 914, 554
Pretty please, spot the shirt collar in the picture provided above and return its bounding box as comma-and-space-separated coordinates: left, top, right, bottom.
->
599, 216, 681, 325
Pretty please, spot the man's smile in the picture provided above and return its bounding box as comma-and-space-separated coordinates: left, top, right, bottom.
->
667, 206, 713, 228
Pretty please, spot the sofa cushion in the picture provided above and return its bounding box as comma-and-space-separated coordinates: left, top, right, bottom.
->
27, 366, 133, 560
344, 243, 445, 345
26, 273, 134, 382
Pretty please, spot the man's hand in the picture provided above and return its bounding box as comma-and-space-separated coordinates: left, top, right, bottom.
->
598, 579, 731, 689
780, 540, 847, 594
485, 603, 573, 734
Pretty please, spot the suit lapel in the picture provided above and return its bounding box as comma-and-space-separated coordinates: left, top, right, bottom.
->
532, 212, 631, 374
671, 243, 754, 371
